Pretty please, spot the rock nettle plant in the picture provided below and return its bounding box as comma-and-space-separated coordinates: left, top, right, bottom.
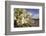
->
14, 8, 32, 27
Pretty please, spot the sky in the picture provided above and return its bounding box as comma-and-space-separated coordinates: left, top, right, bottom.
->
26, 9, 39, 19
14, 8, 39, 19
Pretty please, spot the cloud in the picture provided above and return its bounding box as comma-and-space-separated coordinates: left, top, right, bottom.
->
32, 14, 39, 19
26, 10, 39, 19
27, 11, 32, 16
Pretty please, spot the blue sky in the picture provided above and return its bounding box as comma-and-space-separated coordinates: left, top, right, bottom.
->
26, 9, 39, 19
